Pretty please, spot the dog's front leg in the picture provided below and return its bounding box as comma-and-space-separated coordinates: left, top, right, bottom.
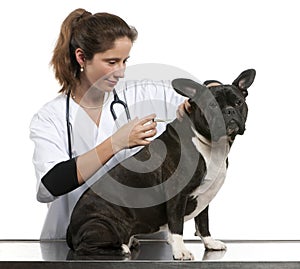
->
167, 198, 194, 260
194, 205, 226, 251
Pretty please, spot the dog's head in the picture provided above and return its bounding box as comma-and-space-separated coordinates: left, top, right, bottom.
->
172, 69, 256, 142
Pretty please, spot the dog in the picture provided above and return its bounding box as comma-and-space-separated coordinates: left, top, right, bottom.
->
66, 69, 256, 260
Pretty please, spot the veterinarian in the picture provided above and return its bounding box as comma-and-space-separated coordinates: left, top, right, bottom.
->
30, 8, 191, 239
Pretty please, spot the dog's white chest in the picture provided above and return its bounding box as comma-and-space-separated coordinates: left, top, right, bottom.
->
184, 130, 230, 221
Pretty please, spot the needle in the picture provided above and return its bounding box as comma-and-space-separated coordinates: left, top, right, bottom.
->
153, 118, 173, 123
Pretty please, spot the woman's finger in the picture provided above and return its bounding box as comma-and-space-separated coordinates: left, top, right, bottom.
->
139, 113, 156, 125
140, 128, 157, 139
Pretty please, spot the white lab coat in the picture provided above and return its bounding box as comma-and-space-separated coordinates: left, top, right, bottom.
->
30, 80, 186, 239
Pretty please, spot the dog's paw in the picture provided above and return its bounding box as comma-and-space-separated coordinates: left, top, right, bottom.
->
169, 234, 194, 260
121, 244, 131, 255
202, 236, 227, 251
173, 247, 194, 260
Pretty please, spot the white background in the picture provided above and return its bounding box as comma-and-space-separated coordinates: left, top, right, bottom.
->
0, 0, 299, 240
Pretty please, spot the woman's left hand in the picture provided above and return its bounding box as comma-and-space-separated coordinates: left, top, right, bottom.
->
176, 99, 191, 121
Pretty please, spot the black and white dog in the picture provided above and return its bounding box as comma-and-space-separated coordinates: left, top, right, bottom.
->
67, 69, 256, 260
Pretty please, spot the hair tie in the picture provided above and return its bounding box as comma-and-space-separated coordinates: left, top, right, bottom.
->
79, 10, 91, 20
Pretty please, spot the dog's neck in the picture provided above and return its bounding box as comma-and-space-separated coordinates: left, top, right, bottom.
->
191, 127, 230, 166
191, 126, 211, 147
167, 117, 232, 155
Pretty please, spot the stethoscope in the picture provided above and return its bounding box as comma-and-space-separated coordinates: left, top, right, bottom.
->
110, 88, 131, 122
66, 89, 131, 159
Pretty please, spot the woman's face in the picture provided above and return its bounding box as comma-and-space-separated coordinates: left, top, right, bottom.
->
83, 37, 133, 92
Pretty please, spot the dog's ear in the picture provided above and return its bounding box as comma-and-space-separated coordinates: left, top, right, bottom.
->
232, 69, 256, 97
172, 78, 205, 98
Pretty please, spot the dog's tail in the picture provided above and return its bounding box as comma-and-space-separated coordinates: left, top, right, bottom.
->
67, 216, 128, 257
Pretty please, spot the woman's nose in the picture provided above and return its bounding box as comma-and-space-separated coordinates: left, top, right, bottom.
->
113, 65, 125, 78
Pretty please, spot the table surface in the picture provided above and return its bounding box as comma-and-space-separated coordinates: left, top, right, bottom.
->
0, 239, 300, 269
0, 239, 300, 261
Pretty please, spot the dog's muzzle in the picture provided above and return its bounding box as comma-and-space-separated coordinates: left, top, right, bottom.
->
227, 120, 241, 135
223, 107, 245, 136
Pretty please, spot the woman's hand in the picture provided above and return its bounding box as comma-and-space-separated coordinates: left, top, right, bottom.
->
176, 99, 191, 121
111, 113, 157, 152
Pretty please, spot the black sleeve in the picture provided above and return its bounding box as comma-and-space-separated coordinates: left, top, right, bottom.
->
41, 158, 80, 196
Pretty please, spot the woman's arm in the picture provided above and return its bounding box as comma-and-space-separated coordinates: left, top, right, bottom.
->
38, 113, 157, 197
75, 114, 157, 184
31, 82, 189, 200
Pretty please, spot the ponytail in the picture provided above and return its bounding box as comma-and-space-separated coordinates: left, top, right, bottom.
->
51, 8, 91, 93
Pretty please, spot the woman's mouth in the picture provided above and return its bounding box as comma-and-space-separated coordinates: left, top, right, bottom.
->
106, 79, 118, 86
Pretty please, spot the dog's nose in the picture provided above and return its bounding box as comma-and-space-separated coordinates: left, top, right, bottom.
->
224, 107, 236, 116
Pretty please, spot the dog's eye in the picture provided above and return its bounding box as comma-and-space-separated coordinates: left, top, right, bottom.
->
235, 99, 244, 107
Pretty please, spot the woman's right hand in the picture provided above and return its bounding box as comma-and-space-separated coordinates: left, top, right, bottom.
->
111, 114, 157, 153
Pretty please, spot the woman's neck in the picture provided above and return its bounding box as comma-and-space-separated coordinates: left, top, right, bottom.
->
72, 84, 105, 110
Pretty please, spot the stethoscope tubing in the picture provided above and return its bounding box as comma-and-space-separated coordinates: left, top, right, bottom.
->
66, 90, 73, 159
110, 88, 131, 121
66, 88, 131, 159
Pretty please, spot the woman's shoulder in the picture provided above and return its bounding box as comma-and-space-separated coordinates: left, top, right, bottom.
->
36, 94, 66, 116
30, 94, 67, 127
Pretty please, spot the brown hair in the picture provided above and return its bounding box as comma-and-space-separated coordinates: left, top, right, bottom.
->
50, 8, 138, 93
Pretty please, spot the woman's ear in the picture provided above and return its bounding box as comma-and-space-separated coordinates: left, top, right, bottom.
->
75, 48, 85, 67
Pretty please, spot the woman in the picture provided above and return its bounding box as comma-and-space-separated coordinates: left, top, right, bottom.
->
30, 8, 189, 239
